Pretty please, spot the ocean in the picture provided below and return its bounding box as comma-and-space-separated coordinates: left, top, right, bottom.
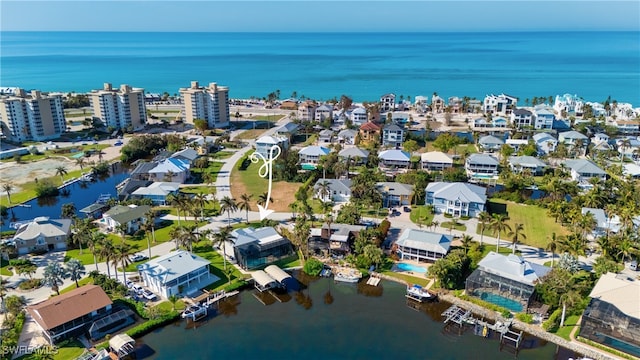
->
1, 31, 639, 103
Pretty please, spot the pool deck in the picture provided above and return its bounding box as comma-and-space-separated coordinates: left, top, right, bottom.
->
392, 260, 431, 279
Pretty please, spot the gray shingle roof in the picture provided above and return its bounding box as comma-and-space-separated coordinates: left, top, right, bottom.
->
104, 205, 151, 224
378, 149, 411, 161
314, 179, 352, 194
563, 159, 606, 175
339, 147, 369, 159
395, 229, 451, 254
479, 135, 505, 145
13, 217, 71, 241
467, 153, 499, 165
376, 182, 414, 196
508, 156, 547, 167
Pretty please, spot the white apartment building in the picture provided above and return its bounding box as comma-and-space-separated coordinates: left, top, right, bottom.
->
483, 94, 518, 115
0, 88, 66, 142
89, 83, 147, 131
179, 81, 230, 129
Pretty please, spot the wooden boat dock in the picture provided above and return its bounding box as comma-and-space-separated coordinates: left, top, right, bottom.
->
366, 273, 381, 286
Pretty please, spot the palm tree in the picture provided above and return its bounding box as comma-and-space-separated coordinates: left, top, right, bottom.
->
86, 231, 106, 271
237, 193, 252, 224
460, 235, 474, 254
163, 170, 175, 182
193, 192, 210, 222
65, 259, 86, 288
144, 210, 157, 258
43, 262, 68, 295
55, 165, 68, 184
2, 183, 13, 204
168, 294, 180, 311
490, 214, 512, 252
211, 226, 234, 270
168, 193, 184, 227
546, 232, 562, 267
75, 157, 86, 170
61, 202, 77, 219
508, 223, 526, 254
220, 196, 238, 228
317, 180, 332, 202
477, 211, 491, 246
257, 192, 273, 208
116, 223, 129, 243
98, 240, 115, 278
115, 243, 133, 284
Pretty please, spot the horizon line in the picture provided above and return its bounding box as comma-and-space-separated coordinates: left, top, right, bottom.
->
2, 29, 639, 33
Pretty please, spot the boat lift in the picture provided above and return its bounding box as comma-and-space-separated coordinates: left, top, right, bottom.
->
441, 305, 521, 352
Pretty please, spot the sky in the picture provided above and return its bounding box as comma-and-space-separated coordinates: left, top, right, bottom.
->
1, 0, 639, 32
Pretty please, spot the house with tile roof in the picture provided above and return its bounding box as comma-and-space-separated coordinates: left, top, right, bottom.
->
425, 182, 487, 217
359, 121, 381, 142
138, 250, 216, 298
395, 229, 452, 262
12, 217, 72, 255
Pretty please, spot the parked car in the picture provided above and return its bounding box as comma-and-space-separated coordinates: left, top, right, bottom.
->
403, 206, 411, 213
142, 289, 157, 301
130, 253, 148, 262
132, 284, 143, 295
125, 280, 134, 288
114, 140, 123, 146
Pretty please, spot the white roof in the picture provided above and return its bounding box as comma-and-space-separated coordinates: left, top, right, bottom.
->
264, 265, 291, 283
508, 156, 547, 168
299, 146, 330, 156
378, 149, 411, 161
13, 217, 71, 241
252, 270, 277, 288
256, 135, 286, 145
137, 251, 209, 285
533, 132, 557, 143
479, 135, 505, 145
339, 147, 369, 159
563, 159, 606, 175
148, 158, 190, 174
467, 153, 499, 165
559, 130, 588, 140
589, 272, 640, 320
421, 151, 453, 164
109, 334, 135, 352
623, 163, 640, 177
425, 182, 487, 204
131, 182, 180, 196
395, 229, 451, 254
477, 252, 550, 286
231, 227, 284, 247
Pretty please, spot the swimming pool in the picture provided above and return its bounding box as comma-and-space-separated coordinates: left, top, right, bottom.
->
597, 333, 640, 358
479, 292, 523, 312
396, 262, 427, 273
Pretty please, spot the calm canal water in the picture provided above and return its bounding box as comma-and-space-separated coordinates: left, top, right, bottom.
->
138, 275, 579, 360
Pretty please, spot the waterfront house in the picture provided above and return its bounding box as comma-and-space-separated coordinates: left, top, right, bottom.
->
448, 97, 463, 113
465, 252, 551, 312
12, 217, 71, 255
563, 159, 607, 184
131, 182, 180, 205
421, 151, 453, 171
337, 129, 357, 145
27, 285, 114, 344
230, 227, 293, 269
381, 123, 405, 148
505, 139, 529, 152
138, 250, 215, 299
473, 117, 508, 128
507, 156, 548, 175
483, 94, 518, 115
395, 229, 452, 262
533, 105, 555, 129
578, 273, 640, 358
414, 95, 428, 113
148, 157, 191, 183
297, 100, 317, 121
465, 153, 499, 179
554, 93, 583, 115
171, 148, 199, 164
338, 147, 369, 165
581, 207, 621, 236
478, 135, 505, 152
510, 108, 534, 128
298, 145, 330, 170
255, 135, 289, 159
79, 203, 109, 220
318, 129, 334, 144
380, 93, 396, 112
430, 94, 444, 113
391, 112, 410, 125
350, 107, 368, 126
314, 104, 333, 122
532, 132, 558, 155
425, 182, 487, 217
378, 149, 411, 170
313, 178, 352, 203
129, 161, 157, 181
117, 179, 153, 202
101, 205, 151, 234
359, 121, 381, 143
376, 182, 414, 207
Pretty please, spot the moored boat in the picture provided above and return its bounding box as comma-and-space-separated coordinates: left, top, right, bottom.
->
406, 284, 437, 302
334, 267, 362, 283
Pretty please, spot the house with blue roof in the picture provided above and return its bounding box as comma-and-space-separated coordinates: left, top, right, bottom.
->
378, 149, 411, 170
148, 157, 191, 183
298, 145, 330, 170
425, 182, 487, 217
465, 153, 499, 179
230, 227, 293, 269
395, 229, 452, 262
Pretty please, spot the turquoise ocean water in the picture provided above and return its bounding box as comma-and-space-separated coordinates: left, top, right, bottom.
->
1, 31, 639, 103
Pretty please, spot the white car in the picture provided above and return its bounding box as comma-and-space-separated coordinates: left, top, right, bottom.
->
142, 289, 157, 301
131, 284, 143, 295
130, 254, 148, 262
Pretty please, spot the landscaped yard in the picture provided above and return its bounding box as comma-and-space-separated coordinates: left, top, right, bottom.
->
230, 161, 301, 212
477, 199, 568, 248
551, 314, 581, 341
441, 221, 466, 232
209, 150, 235, 160
409, 205, 435, 226
190, 160, 224, 184
234, 129, 269, 140
191, 241, 250, 291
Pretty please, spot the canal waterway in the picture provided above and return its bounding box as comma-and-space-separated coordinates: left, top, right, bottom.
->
138, 276, 579, 360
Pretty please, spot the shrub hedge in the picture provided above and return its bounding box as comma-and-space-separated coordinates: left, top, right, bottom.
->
542, 308, 562, 332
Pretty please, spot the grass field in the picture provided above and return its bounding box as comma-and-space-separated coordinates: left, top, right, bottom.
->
230, 161, 301, 212
190, 160, 224, 184
234, 129, 269, 140
441, 221, 466, 231
551, 314, 580, 341
209, 150, 235, 160
477, 199, 568, 248
409, 205, 435, 225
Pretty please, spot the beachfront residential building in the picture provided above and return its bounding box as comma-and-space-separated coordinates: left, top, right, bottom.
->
395, 229, 452, 262
563, 159, 607, 184
100, 205, 151, 234
532, 104, 555, 129
0, 88, 66, 142
414, 96, 428, 113
478, 135, 505, 152
148, 157, 191, 183
510, 108, 534, 128
483, 94, 518, 115
533, 132, 558, 155
11, 217, 72, 255
559, 130, 589, 146
299, 145, 330, 170
508, 156, 548, 176
578, 273, 640, 358
130, 182, 180, 205
591, 133, 610, 146
138, 251, 215, 299
255, 135, 289, 159
448, 97, 463, 113
179, 81, 230, 129
473, 116, 508, 128
338, 147, 369, 165
612, 103, 640, 120
378, 149, 411, 170
314, 104, 333, 122
318, 129, 334, 144
376, 182, 414, 207
421, 151, 453, 171
380, 93, 396, 112
425, 182, 487, 218
431, 94, 445, 113
466, 252, 551, 312
337, 129, 357, 145
230, 227, 293, 269
350, 107, 368, 126
27, 285, 115, 344
88, 83, 146, 131
465, 153, 499, 179
359, 121, 381, 143
612, 119, 640, 135
554, 94, 583, 115
313, 179, 352, 203
297, 100, 317, 121
382, 123, 406, 148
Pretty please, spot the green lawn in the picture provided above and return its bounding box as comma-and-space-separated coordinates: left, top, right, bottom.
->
1, 258, 13, 276
59, 277, 93, 294
409, 205, 435, 225
301, 134, 318, 147
155, 299, 187, 312
250, 115, 284, 122
191, 160, 224, 184
441, 221, 466, 231
234, 129, 269, 140
231, 160, 302, 212
551, 314, 580, 341
180, 186, 213, 194
380, 271, 430, 287
209, 151, 235, 160
478, 199, 568, 248
192, 241, 249, 291
1, 168, 87, 205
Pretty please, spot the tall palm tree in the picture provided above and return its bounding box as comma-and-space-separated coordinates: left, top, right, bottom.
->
2, 183, 13, 204
116, 223, 129, 243
43, 262, 68, 295
490, 214, 512, 252
220, 196, 238, 228
75, 157, 86, 170
508, 223, 526, 254
460, 235, 474, 254
115, 243, 133, 284
168, 193, 185, 227
163, 170, 175, 182
546, 232, 562, 267
86, 231, 106, 271
98, 241, 115, 278
193, 192, 210, 222
237, 193, 252, 224
65, 259, 86, 288
211, 226, 234, 270
317, 180, 332, 202
477, 211, 491, 246
257, 192, 273, 208
55, 165, 68, 184
144, 209, 157, 258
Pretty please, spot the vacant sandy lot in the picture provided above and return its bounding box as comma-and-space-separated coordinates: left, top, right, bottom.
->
0, 158, 79, 191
